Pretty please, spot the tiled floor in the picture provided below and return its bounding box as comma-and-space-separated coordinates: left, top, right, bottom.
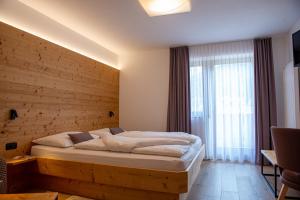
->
187, 161, 275, 200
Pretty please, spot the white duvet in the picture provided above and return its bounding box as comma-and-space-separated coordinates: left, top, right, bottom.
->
74, 131, 201, 158
118, 131, 197, 143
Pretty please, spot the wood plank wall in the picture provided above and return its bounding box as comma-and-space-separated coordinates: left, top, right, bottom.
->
0, 22, 119, 158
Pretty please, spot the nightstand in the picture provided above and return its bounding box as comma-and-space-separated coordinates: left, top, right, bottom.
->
5, 156, 37, 193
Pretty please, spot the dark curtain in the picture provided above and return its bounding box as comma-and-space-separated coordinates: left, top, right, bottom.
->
167, 46, 191, 133
254, 38, 277, 164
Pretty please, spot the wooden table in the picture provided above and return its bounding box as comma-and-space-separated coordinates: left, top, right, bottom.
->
261, 150, 300, 199
0, 192, 58, 200
261, 150, 279, 197
5, 156, 37, 193
6, 156, 36, 166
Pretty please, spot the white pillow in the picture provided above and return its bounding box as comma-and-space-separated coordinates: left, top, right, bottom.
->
90, 134, 100, 139
89, 128, 112, 138
74, 138, 107, 151
32, 131, 81, 148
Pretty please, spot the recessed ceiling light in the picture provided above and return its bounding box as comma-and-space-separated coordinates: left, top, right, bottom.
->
138, 0, 191, 17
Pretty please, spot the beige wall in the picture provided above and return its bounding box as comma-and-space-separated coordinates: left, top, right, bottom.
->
280, 17, 300, 128
118, 35, 295, 131
119, 49, 169, 131
118, 18, 300, 131
271, 18, 300, 129
288, 18, 300, 62
262, 17, 300, 128
272, 34, 289, 127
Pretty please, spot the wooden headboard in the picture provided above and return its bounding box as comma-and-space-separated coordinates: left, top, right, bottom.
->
0, 22, 119, 158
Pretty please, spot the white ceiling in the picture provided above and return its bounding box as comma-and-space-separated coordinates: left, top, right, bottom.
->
19, 0, 300, 54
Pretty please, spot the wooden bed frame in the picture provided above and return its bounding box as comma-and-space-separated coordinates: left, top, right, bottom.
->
31, 145, 205, 200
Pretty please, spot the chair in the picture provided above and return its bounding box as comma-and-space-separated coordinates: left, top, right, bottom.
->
271, 127, 300, 200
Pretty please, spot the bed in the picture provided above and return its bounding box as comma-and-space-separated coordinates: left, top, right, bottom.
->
30, 130, 205, 200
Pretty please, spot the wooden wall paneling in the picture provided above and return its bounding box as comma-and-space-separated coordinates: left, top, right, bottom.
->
33, 175, 180, 200
0, 22, 119, 158
0, 30, 118, 89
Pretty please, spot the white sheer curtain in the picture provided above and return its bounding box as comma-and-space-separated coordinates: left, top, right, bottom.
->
190, 40, 255, 163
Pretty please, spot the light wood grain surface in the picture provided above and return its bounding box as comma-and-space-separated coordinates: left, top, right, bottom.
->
187, 161, 275, 200
0, 22, 119, 158
31, 146, 205, 200
0, 192, 58, 200
23, 161, 300, 200
33, 175, 180, 200
261, 150, 277, 165
36, 157, 188, 194
6, 155, 36, 166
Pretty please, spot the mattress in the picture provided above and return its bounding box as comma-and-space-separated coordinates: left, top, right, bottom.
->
31, 138, 202, 171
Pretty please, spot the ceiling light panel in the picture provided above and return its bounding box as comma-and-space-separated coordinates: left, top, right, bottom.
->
139, 0, 191, 17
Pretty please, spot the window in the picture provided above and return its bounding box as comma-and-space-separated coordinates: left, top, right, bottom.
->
190, 66, 203, 117
189, 40, 255, 162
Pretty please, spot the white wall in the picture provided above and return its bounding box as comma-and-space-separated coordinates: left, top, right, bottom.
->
119, 35, 296, 131
288, 18, 300, 62
0, 0, 118, 68
119, 49, 169, 131
272, 34, 289, 127
281, 17, 300, 128
283, 62, 297, 127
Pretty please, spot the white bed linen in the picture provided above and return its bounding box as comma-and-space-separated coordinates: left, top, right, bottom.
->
102, 135, 191, 155
74, 138, 107, 151
119, 131, 197, 143
31, 138, 202, 171
132, 145, 190, 157
75, 137, 190, 157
